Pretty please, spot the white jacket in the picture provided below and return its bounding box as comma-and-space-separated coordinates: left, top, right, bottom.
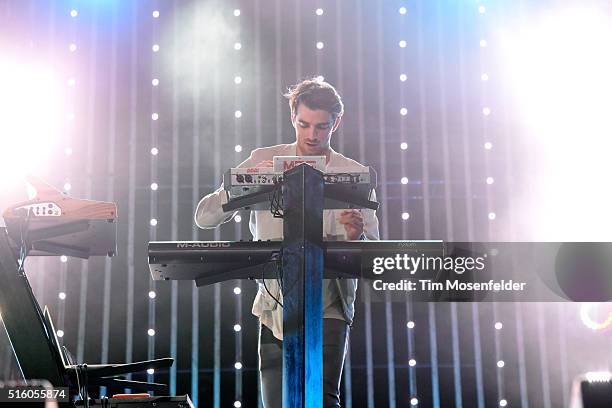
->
195, 142, 380, 340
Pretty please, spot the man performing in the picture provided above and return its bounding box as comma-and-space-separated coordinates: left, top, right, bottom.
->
195, 78, 380, 407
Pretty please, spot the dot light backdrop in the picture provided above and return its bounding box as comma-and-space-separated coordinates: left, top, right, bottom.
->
2, 0, 612, 407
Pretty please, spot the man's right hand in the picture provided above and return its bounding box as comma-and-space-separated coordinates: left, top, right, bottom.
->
254, 160, 273, 168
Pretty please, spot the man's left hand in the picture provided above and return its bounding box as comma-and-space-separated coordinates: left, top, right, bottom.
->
339, 209, 364, 240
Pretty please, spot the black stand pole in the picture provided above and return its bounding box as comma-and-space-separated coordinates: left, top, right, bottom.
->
282, 164, 324, 408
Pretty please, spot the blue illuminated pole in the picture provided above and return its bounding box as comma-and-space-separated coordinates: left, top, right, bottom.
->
282, 164, 324, 408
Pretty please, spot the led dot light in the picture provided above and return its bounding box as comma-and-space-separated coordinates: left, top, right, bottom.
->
401, 177, 409, 185
481, 73, 489, 81
59, 292, 66, 300
234, 215, 242, 223
234, 110, 242, 119
235, 144, 243, 152
234, 402, 241, 408
147, 329, 155, 336
400, 108, 408, 116
482, 107, 491, 116
400, 74, 407, 82
60, 255, 68, 263
499, 399, 507, 407
316, 42, 324, 50
488, 212, 496, 220
316, 75, 325, 82
69, 43, 77, 52
409, 359, 416, 367
67, 78, 76, 86
233, 324, 241, 332
400, 142, 408, 150
64, 182, 71, 191
234, 362, 243, 370
151, 182, 158, 191
65, 147, 73, 156
407, 321, 415, 329
480, 39, 487, 47
399, 7, 407, 15
152, 113, 159, 121
495, 322, 503, 330
152, 44, 160, 52
316, 8, 324, 16
497, 360, 505, 368
70, 10, 78, 17
399, 40, 407, 48
151, 147, 159, 155
486, 177, 494, 185
234, 42, 242, 50
402, 212, 410, 220
147, 368, 155, 375
234, 76, 242, 84
484, 142, 493, 150
152, 78, 159, 86
150, 218, 158, 226
57, 330, 64, 338
149, 291, 156, 299
233, 9, 241, 17
234, 287, 242, 295
410, 398, 418, 406
152, 10, 160, 18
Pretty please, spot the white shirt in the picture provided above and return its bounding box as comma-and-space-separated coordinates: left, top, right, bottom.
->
195, 142, 380, 340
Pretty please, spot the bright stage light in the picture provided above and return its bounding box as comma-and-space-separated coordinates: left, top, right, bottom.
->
586, 371, 612, 383
234, 401, 241, 408
580, 303, 612, 331
500, 7, 612, 240
0, 59, 65, 188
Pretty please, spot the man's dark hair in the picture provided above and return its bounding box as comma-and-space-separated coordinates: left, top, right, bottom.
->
284, 78, 344, 119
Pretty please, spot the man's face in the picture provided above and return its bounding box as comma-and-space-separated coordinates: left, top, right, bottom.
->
292, 103, 341, 156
